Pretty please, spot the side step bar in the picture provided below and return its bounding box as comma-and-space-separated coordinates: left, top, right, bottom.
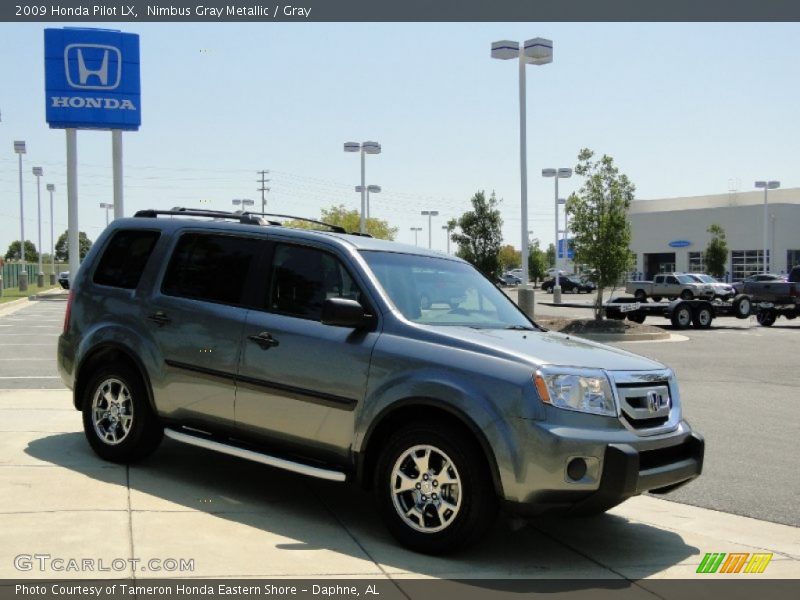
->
164, 428, 347, 482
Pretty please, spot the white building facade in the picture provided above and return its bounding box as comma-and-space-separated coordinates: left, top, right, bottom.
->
629, 188, 800, 282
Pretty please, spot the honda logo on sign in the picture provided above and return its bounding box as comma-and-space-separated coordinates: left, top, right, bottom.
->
64, 44, 122, 90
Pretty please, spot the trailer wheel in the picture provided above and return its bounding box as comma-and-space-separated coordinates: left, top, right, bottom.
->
785, 312, 797, 320
670, 303, 693, 329
627, 311, 646, 324
692, 305, 713, 329
732, 294, 751, 319
757, 310, 777, 327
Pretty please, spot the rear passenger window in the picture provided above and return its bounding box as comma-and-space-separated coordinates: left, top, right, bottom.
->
269, 244, 362, 320
93, 230, 160, 289
162, 233, 261, 305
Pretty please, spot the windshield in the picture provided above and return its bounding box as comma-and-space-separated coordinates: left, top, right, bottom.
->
360, 251, 533, 329
689, 274, 716, 283
676, 275, 696, 284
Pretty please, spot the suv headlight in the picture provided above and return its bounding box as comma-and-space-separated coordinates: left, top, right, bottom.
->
534, 367, 616, 417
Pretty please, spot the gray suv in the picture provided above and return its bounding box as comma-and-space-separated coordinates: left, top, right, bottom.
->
58, 209, 704, 554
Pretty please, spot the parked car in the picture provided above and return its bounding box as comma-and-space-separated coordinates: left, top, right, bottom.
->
58, 208, 704, 554
625, 273, 714, 302
685, 273, 735, 300
58, 271, 70, 289
738, 266, 800, 326
733, 273, 786, 295
541, 275, 596, 294
499, 272, 523, 286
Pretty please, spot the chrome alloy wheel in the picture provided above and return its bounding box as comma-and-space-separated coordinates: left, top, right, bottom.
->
390, 444, 462, 533
91, 378, 134, 445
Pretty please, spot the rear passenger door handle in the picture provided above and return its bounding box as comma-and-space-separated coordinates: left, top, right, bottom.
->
248, 332, 280, 349
147, 311, 171, 327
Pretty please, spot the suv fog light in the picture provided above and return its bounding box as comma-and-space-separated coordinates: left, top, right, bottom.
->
566, 458, 587, 481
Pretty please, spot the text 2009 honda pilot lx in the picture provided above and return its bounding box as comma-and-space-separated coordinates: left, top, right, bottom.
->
58, 209, 704, 554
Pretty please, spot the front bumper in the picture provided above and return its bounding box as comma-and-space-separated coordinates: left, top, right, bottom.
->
502, 428, 705, 516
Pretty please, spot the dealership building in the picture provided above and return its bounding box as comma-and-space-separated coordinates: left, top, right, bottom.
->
629, 187, 800, 281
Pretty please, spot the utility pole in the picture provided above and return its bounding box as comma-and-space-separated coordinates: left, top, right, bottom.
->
257, 170, 270, 213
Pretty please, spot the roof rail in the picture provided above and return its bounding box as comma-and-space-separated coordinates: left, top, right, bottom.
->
242, 212, 347, 234
134, 208, 264, 226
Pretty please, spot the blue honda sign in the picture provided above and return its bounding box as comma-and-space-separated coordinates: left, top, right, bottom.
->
557, 238, 574, 259
668, 240, 691, 248
44, 28, 141, 131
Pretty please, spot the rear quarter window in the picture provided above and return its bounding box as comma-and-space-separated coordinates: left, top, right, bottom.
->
93, 230, 161, 289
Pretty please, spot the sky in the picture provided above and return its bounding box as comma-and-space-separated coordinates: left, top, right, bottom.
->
1, 22, 799, 256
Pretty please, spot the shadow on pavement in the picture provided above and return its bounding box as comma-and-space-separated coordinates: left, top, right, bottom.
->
26, 432, 697, 590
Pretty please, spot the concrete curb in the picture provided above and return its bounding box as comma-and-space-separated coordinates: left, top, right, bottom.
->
0, 296, 31, 316
568, 330, 671, 342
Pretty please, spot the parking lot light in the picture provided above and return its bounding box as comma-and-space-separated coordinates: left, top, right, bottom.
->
410, 226, 422, 246
13, 141, 27, 291
47, 184, 56, 285
755, 180, 780, 274
542, 167, 572, 302
344, 141, 381, 233
421, 210, 439, 249
99, 202, 114, 227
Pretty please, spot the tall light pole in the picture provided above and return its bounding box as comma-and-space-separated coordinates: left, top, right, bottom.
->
13, 141, 27, 291
344, 141, 381, 233
355, 184, 381, 221
755, 180, 780, 273
33, 166, 44, 287
558, 196, 568, 273
47, 184, 55, 285
542, 167, 572, 302
492, 38, 552, 315
442, 225, 452, 254
421, 210, 439, 249
99, 202, 114, 227
410, 227, 422, 246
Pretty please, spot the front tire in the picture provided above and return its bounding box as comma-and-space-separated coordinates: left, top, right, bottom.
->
375, 423, 497, 554
81, 364, 162, 463
670, 303, 693, 329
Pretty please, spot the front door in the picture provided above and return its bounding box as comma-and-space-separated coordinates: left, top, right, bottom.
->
235, 242, 380, 462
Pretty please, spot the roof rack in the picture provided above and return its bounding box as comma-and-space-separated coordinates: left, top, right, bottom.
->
134, 208, 264, 226
242, 212, 347, 234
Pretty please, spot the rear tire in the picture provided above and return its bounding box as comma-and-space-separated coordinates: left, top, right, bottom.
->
692, 306, 713, 329
732, 294, 751, 319
757, 310, 777, 327
634, 290, 647, 302
627, 311, 646, 324
680, 290, 694, 300
652, 296, 662, 302
81, 364, 162, 463
375, 422, 497, 555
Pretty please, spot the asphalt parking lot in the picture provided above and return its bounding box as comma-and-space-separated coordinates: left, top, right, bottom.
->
0, 293, 798, 583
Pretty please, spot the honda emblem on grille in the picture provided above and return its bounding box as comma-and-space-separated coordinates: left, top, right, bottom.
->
647, 390, 666, 413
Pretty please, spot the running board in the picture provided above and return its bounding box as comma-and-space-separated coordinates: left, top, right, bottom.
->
163, 428, 346, 482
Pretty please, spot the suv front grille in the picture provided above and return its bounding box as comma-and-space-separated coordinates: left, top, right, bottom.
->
615, 381, 672, 431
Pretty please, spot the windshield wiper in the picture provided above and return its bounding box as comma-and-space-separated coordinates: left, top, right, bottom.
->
505, 325, 537, 331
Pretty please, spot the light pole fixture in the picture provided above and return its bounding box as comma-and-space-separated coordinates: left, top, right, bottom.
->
442, 224, 452, 254
232, 198, 255, 210
344, 141, 381, 233
33, 167, 44, 286
99, 202, 114, 227
542, 167, 572, 301
755, 180, 780, 274
491, 37, 553, 290
355, 184, 381, 221
410, 227, 423, 246
421, 210, 439, 249
13, 141, 28, 291
47, 184, 56, 285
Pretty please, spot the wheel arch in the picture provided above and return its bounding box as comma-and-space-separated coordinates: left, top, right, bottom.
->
355, 398, 504, 499
74, 342, 155, 413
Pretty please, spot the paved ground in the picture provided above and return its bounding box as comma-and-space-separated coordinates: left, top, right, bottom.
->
0, 295, 798, 584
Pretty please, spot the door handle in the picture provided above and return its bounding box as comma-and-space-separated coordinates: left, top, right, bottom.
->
147, 311, 171, 327
248, 331, 280, 349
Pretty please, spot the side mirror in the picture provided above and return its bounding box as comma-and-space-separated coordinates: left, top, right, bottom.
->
321, 298, 369, 328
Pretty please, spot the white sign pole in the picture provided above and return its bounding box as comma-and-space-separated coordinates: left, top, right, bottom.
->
112, 130, 123, 219
66, 129, 80, 283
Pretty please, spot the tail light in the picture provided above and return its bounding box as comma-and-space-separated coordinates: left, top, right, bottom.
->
63, 291, 74, 334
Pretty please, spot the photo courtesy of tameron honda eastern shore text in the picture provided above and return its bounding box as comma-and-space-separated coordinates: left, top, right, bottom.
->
57, 208, 704, 554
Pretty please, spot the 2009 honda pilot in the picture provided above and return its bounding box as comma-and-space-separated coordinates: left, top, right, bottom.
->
58, 209, 704, 554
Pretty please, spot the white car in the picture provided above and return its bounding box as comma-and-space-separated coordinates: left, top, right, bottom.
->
686, 273, 735, 300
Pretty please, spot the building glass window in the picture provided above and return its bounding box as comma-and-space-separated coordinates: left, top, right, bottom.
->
731, 250, 769, 281
688, 252, 706, 273
787, 250, 800, 271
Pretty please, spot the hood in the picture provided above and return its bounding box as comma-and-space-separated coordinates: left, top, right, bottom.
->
433, 327, 665, 371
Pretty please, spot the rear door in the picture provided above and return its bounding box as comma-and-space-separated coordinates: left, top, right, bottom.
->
145, 231, 262, 429
234, 242, 380, 463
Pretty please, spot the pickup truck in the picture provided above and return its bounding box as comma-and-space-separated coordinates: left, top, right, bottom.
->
739, 266, 800, 326
626, 273, 715, 302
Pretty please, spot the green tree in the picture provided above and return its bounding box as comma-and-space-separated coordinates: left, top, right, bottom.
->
498, 244, 521, 271
528, 238, 548, 285
283, 204, 398, 240
449, 190, 504, 278
545, 243, 556, 269
704, 224, 728, 279
4, 240, 39, 263
55, 231, 93, 262
566, 148, 635, 319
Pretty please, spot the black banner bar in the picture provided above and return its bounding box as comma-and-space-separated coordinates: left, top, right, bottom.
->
3, 0, 800, 23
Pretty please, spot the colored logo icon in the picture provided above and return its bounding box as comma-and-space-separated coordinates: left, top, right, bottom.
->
64, 43, 122, 90
697, 552, 772, 574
